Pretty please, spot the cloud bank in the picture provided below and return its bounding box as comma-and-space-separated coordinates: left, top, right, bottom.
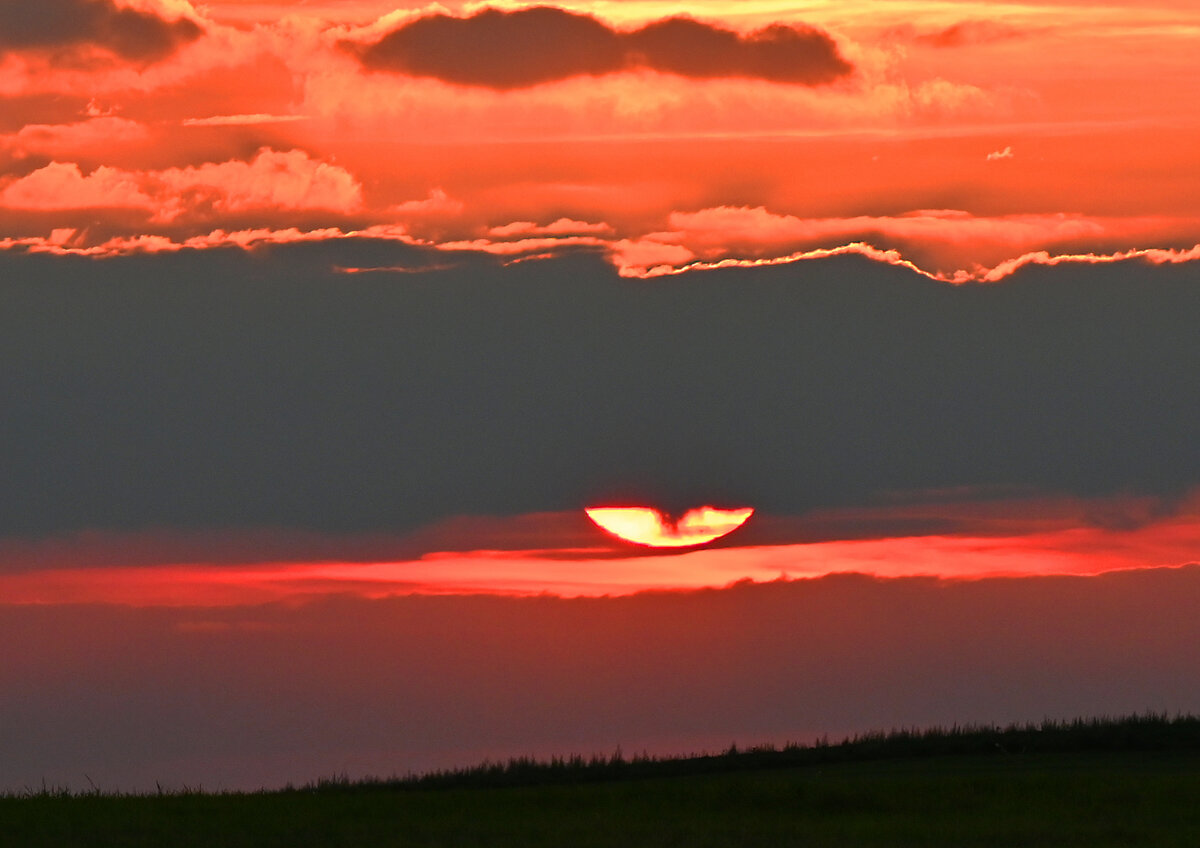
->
354, 6, 853, 89
1, 242, 1198, 540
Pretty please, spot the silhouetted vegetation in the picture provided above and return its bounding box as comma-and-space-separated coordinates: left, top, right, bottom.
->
4, 714, 1200, 847
305, 711, 1200, 792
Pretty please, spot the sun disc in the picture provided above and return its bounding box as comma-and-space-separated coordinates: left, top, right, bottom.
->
585, 505, 754, 548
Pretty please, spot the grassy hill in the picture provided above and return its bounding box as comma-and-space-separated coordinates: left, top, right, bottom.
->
4, 714, 1200, 847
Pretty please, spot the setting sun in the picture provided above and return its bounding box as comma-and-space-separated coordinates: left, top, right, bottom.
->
585, 505, 754, 547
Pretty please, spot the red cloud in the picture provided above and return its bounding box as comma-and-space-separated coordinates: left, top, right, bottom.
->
354, 6, 852, 89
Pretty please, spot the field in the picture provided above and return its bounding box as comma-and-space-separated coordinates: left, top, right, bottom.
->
4, 717, 1200, 847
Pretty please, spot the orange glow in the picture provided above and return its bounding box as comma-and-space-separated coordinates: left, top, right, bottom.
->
585, 505, 754, 547
3, 494, 1200, 604
2, 1, 1199, 274
4, 517, 1200, 606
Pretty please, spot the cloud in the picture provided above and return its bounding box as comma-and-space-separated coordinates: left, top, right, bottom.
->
181, 113, 308, 127
643, 206, 1200, 275
0, 0, 202, 63
353, 6, 853, 89
154, 148, 362, 218
914, 21, 1030, 48
0, 148, 363, 219
609, 236, 696, 273
388, 187, 463, 217
488, 218, 614, 238
0, 160, 156, 209
1, 241, 1199, 540
666, 206, 1106, 250
0, 116, 150, 157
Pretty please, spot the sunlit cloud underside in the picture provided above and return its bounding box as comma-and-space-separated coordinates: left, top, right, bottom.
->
4, 511, 1200, 606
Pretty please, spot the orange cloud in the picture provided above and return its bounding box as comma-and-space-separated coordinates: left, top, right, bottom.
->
353, 6, 852, 89
0, 116, 150, 158
301, 53, 995, 144
180, 113, 308, 126
388, 187, 463, 217
648, 206, 1200, 274
667, 206, 1107, 251
5, 216, 1198, 287
0, 161, 156, 210
976, 244, 1200, 283
487, 218, 614, 238
0, 148, 362, 220
0, 224, 381, 256
620, 240, 1200, 285
155, 148, 362, 217
608, 237, 696, 274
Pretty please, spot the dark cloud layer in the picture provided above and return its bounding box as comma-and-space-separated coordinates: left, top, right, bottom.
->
3, 567, 1198, 791
0, 0, 202, 62
356, 6, 853, 89
1, 242, 1198, 540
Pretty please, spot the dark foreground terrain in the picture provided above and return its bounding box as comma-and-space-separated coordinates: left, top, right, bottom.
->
4, 716, 1200, 847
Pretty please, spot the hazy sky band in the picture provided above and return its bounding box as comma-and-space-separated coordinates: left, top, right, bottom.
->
5, 567, 1200, 791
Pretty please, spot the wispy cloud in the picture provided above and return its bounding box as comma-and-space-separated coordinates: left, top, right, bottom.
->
181, 113, 308, 126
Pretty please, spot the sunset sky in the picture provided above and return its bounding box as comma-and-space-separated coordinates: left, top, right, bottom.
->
2, 0, 1199, 791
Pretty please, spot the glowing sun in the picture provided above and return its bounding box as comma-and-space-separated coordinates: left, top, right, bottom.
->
585, 505, 754, 548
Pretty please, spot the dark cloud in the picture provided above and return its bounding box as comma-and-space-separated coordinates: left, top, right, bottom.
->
0, 242, 1198, 540
624, 18, 852, 84
3, 567, 1199, 790
355, 6, 852, 89
0, 94, 92, 133
0, 0, 202, 63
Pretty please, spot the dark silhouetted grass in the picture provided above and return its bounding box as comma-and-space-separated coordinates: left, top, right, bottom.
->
4, 713, 1200, 847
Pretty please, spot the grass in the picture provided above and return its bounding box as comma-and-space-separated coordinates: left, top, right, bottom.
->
4, 714, 1200, 847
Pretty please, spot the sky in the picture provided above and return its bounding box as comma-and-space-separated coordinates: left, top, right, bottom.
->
1, 0, 1199, 791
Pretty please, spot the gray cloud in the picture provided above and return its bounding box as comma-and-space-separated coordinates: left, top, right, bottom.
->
0, 0, 202, 63
1, 241, 1198, 540
355, 6, 852, 89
